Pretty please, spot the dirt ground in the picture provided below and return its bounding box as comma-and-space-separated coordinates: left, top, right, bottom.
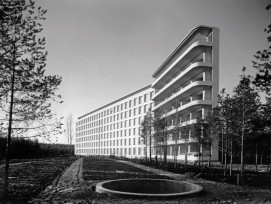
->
29, 157, 271, 204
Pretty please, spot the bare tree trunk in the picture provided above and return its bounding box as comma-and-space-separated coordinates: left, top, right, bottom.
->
174, 139, 177, 168
224, 132, 228, 177
241, 98, 245, 178
4, 41, 16, 200
198, 142, 201, 169
224, 140, 227, 176
201, 147, 204, 171
230, 139, 233, 176
163, 132, 167, 164
221, 128, 224, 173
185, 141, 188, 170
255, 143, 258, 172
208, 142, 212, 167
149, 113, 152, 162
260, 150, 263, 165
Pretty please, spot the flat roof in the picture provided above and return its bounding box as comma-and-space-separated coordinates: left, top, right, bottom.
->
152, 25, 214, 78
78, 84, 152, 120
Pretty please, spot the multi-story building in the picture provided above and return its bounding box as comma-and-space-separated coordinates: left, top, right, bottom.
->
151, 26, 219, 162
75, 85, 154, 157
75, 25, 219, 162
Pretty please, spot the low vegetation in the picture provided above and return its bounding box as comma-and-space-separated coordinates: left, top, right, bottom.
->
0, 157, 77, 203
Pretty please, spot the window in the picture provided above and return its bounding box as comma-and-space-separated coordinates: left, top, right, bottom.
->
125, 102, 127, 109
129, 100, 132, 108
144, 94, 147, 102
138, 106, 141, 114
134, 98, 137, 106
129, 110, 131, 117
134, 108, 136, 116
139, 96, 142, 104
150, 91, 154, 100
150, 103, 153, 110
144, 105, 147, 113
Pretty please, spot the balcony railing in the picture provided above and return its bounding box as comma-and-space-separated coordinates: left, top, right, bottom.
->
152, 32, 212, 88
153, 81, 212, 111
153, 60, 212, 100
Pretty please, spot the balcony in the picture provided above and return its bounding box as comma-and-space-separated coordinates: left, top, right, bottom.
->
159, 100, 212, 118
152, 61, 212, 100
153, 81, 212, 111
152, 35, 213, 90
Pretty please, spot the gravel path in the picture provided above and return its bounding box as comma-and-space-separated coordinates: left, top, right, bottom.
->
57, 158, 84, 189
30, 158, 86, 204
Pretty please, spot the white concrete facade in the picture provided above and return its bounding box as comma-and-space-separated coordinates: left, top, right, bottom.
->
75, 26, 219, 161
152, 26, 219, 162
75, 85, 154, 157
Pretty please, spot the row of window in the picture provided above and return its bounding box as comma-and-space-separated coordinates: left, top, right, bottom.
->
77, 115, 146, 136
76, 126, 142, 141
76, 143, 209, 156
76, 147, 147, 156
77, 91, 154, 126
76, 137, 141, 148
77, 103, 153, 132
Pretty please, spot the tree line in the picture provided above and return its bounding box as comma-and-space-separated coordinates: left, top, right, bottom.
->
0, 137, 74, 160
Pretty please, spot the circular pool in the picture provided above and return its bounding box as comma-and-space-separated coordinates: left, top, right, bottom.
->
96, 179, 203, 198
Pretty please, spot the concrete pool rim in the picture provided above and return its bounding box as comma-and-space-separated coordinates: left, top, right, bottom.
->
95, 178, 203, 198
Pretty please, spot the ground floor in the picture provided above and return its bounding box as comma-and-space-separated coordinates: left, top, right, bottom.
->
75, 140, 219, 163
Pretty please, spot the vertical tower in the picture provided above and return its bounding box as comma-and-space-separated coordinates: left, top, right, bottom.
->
151, 26, 219, 162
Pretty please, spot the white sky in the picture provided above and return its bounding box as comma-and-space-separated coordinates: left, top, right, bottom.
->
36, 0, 270, 143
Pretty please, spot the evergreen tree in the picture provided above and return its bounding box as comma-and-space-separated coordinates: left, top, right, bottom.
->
0, 0, 62, 199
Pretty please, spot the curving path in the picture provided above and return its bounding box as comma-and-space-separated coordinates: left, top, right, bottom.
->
116, 160, 188, 180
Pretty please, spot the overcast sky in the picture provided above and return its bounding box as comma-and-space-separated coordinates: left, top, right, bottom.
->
36, 0, 269, 143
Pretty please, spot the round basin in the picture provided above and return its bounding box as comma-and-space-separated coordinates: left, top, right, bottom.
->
96, 179, 203, 198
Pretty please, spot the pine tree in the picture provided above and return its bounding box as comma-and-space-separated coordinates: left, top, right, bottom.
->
0, 0, 62, 199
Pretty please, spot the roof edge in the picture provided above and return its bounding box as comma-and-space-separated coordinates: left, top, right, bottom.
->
78, 84, 152, 120
152, 25, 216, 78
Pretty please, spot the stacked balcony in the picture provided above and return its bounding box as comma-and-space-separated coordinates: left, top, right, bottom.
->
152, 27, 217, 125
